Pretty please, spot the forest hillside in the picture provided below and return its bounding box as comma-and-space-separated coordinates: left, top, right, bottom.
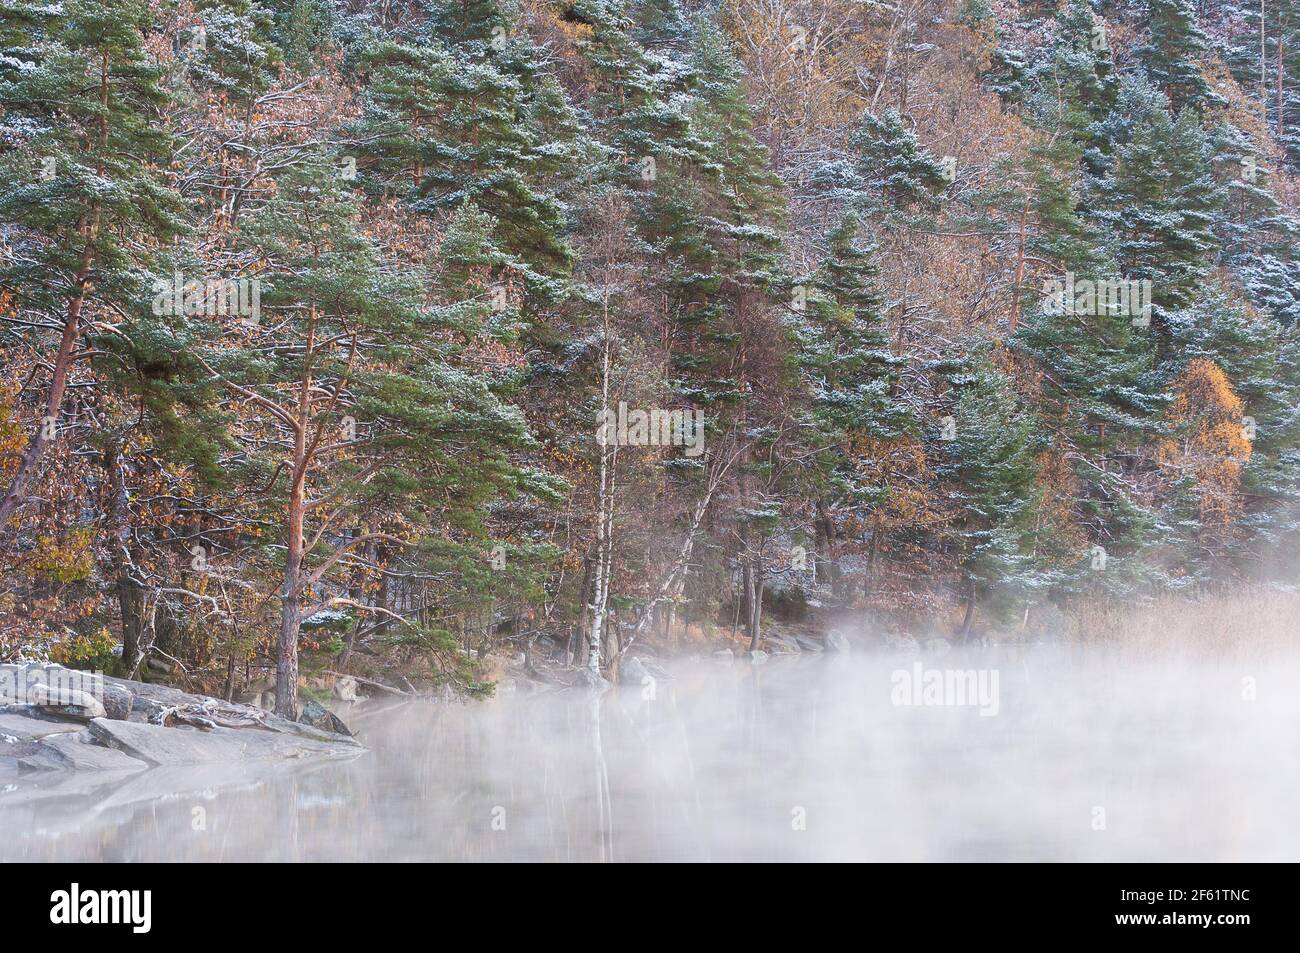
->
1, 0, 1296, 714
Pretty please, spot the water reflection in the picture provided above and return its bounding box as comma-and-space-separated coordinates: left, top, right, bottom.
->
1, 648, 1296, 861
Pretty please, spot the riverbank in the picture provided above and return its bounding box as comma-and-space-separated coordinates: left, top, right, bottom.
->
0, 664, 362, 779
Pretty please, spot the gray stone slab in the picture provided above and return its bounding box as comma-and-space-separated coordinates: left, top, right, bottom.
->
18, 730, 149, 773
88, 718, 361, 766
0, 712, 84, 743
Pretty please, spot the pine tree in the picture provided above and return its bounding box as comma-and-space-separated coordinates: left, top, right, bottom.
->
675, 15, 788, 649
1011, 68, 1168, 596
846, 109, 951, 219
799, 214, 909, 442
185, 0, 281, 102
348, 39, 573, 282
1050, 0, 1120, 122
790, 213, 915, 599
1090, 94, 1223, 346
414, 0, 512, 51
580, 0, 702, 181
1208, 122, 1300, 326
200, 155, 537, 716
1219, 0, 1300, 171
1139, 0, 1225, 113
936, 350, 1045, 638
279, 0, 335, 70
1032, 0, 1120, 173
0, 0, 187, 527
687, 14, 785, 285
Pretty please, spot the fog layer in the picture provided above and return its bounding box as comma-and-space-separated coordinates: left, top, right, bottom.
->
2, 645, 1296, 861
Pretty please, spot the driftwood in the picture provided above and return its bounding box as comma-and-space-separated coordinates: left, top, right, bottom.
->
149, 701, 271, 732
324, 671, 418, 698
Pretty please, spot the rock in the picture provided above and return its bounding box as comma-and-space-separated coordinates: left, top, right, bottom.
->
765, 634, 802, 655
0, 712, 84, 744
825, 630, 852, 653
620, 656, 654, 686
27, 683, 107, 721
0, 664, 127, 718
99, 683, 133, 720
19, 730, 148, 773
748, 649, 768, 665
794, 634, 825, 653
88, 718, 362, 767
711, 648, 734, 661
298, 700, 354, 738
0, 664, 363, 773
0, 664, 43, 704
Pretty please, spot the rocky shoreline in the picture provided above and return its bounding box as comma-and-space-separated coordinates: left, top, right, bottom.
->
1, 664, 363, 776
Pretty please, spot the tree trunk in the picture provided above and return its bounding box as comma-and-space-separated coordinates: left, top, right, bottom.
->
747, 553, 765, 652
740, 557, 752, 626
105, 442, 144, 672
276, 431, 308, 717
588, 294, 616, 679
0, 245, 94, 528
863, 514, 884, 600
587, 506, 612, 678
0, 48, 106, 528
957, 574, 977, 642
817, 502, 842, 599
571, 555, 594, 667
1277, 32, 1286, 136
1008, 202, 1029, 333
277, 535, 303, 718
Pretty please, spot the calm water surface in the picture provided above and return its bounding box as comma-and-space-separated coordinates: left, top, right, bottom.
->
2, 648, 1296, 861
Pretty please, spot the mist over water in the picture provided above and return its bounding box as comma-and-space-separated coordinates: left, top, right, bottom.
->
3, 645, 1297, 862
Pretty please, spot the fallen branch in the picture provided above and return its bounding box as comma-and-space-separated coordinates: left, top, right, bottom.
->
324, 670, 416, 697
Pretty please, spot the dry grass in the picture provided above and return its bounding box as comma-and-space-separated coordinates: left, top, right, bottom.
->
1068, 588, 1300, 660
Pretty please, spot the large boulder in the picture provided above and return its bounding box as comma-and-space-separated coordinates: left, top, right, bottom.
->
0, 664, 128, 719
298, 700, 355, 738
619, 656, 653, 686
795, 634, 825, 653
765, 634, 802, 655
26, 683, 107, 720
